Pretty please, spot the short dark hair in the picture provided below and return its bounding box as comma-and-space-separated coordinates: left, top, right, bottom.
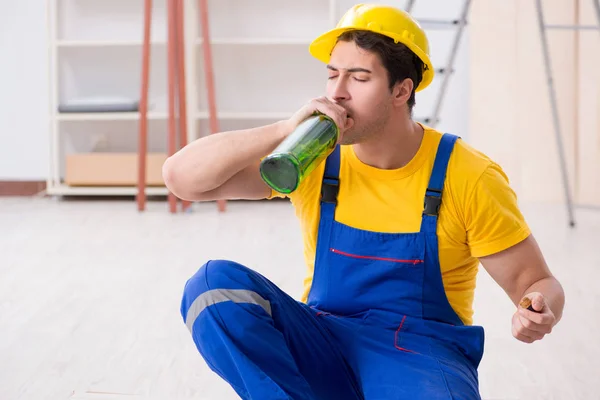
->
336, 30, 424, 114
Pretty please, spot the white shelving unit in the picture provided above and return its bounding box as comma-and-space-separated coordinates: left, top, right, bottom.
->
46, 0, 468, 196
47, 0, 170, 195
46, 0, 335, 196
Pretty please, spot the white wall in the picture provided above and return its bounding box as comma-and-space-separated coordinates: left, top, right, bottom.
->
469, 0, 600, 206
0, 0, 50, 180
0, 0, 469, 181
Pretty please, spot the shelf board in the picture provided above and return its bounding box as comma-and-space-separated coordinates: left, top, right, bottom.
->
56, 112, 168, 121
56, 111, 291, 122
55, 39, 310, 47
197, 111, 293, 120
196, 38, 311, 45
47, 184, 169, 196
56, 40, 166, 48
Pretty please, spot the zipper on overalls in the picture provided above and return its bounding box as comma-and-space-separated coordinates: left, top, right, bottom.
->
330, 248, 424, 265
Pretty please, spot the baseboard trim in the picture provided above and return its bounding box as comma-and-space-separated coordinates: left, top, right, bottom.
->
0, 181, 46, 196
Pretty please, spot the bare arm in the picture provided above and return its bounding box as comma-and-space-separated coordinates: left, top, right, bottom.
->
480, 235, 565, 342
162, 97, 353, 202
162, 121, 287, 201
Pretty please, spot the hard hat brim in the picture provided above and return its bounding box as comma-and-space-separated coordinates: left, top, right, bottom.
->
308, 27, 434, 92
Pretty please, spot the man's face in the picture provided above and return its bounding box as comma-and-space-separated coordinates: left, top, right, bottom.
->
325, 40, 394, 145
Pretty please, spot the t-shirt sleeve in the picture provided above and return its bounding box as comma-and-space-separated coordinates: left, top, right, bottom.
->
465, 163, 531, 258
267, 189, 288, 199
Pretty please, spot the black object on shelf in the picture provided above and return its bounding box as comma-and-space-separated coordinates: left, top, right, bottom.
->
58, 99, 140, 113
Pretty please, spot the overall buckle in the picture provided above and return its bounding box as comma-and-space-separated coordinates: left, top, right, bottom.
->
321, 177, 339, 205
423, 188, 442, 216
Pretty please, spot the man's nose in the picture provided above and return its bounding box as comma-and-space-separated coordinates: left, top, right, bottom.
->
331, 79, 350, 102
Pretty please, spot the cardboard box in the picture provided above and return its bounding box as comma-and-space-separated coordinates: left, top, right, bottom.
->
65, 153, 167, 186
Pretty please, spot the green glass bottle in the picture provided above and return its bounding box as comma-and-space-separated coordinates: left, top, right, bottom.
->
259, 113, 339, 194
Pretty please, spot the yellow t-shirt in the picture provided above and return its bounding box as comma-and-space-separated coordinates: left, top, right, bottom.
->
269, 125, 531, 325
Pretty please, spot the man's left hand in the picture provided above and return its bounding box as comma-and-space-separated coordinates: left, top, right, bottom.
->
511, 292, 556, 344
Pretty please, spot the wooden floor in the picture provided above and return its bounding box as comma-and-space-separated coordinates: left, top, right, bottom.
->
0, 197, 598, 400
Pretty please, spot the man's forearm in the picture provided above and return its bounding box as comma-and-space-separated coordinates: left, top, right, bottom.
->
163, 120, 289, 196
522, 276, 565, 325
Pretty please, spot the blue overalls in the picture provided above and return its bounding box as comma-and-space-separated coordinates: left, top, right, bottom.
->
180, 133, 485, 399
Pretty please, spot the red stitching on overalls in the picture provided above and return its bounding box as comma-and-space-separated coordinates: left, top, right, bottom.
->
330, 248, 424, 265
395, 315, 418, 354
316, 311, 337, 318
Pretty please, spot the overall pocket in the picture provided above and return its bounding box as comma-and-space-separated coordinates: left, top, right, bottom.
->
321, 233, 426, 316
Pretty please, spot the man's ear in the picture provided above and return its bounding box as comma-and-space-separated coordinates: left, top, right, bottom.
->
392, 78, 414, 107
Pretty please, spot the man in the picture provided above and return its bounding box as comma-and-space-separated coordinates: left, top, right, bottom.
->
164, 4, 565, 399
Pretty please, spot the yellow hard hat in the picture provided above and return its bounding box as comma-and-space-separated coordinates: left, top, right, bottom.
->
309, 3, 434, 92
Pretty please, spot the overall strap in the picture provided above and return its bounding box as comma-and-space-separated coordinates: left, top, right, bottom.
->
320, 145, 341, 210
420, 133, 459, 234
313, 145, 341, 275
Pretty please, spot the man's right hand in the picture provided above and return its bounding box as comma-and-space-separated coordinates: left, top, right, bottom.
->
284, 97, 354, 144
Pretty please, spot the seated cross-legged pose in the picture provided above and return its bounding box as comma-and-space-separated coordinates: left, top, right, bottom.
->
163, 4, 565, 399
